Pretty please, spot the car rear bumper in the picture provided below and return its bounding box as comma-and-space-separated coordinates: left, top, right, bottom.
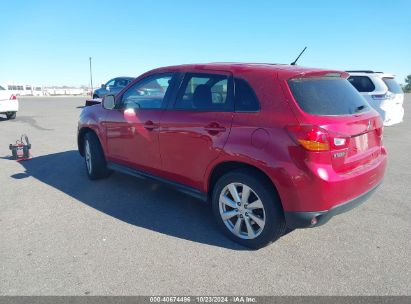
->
284, 181, 382, 229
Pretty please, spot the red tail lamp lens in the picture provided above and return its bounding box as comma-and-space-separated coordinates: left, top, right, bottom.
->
287, 125, 330, 151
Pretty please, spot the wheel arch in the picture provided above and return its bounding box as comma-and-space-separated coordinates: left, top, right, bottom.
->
206, 160, 283, 208
78, 127, 100, 156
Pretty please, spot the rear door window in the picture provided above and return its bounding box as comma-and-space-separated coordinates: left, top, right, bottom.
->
288, 77, 370, 116
234, 78, 260, 112
174, 73, 233, 111
382, 77, 403, 94
347, 76, 375, 92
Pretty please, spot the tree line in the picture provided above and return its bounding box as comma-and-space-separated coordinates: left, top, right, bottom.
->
402, 75, 411, 93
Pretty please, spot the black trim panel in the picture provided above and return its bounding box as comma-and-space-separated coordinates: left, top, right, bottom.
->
284, 181, 382, 229
107, 162, 208, 202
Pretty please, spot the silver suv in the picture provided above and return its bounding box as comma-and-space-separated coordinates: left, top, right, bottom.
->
92, 77, 134, 99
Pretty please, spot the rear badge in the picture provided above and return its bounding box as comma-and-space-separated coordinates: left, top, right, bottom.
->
333, 151, 346, 158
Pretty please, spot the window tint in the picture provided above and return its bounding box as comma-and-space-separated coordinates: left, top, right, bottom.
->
121, 74, 172, 109
382, 77, 403, 94
115, 78, 129, 87
175, 74, 232, 111
288, 78, 370, 116
234, 78, 260, 112
347, 76, 375, 92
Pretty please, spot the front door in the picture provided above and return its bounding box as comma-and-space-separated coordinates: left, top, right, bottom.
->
104, 73, 175, 174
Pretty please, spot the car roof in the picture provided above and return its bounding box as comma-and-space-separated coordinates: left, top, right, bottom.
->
147, 63, 348, 80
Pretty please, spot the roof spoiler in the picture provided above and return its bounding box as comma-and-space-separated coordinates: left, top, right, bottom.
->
345, 70, 384, 74
289, 70, 350, 80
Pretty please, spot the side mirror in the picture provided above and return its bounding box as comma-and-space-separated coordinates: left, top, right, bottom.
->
102, 95, 115, 110
101, 83, 106, 89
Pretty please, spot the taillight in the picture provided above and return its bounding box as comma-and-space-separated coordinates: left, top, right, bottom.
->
10, 95, 17, 100
286, 125, 349, 152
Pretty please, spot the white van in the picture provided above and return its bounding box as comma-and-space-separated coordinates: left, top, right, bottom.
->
32, 86, 44, 96
4, 84, 25, 96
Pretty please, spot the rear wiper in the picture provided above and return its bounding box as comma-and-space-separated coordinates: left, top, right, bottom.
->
354, 105, 367, 113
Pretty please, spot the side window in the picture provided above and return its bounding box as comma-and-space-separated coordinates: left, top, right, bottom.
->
234, 78, 260, 112
106, 79, 115, 87
114, 78, 128, 87
348, 76, 375, 92
174, 73, 232, 111
121, 74, 173, 109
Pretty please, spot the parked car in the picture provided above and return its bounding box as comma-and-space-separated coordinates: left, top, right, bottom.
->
0, 85, 18, 119
347, 71, 404, 126
78, 63, 387, 249
92, 77, 134, 99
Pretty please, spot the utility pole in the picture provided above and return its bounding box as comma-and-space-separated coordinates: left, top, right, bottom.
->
89, 57, 93, 97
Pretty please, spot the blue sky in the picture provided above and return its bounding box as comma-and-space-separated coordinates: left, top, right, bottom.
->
1, 0, 410, 86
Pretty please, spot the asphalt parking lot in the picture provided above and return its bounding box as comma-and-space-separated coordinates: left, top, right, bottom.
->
0, 96, 410, 296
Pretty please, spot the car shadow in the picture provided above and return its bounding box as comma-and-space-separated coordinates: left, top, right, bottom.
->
12, 150, 253, 250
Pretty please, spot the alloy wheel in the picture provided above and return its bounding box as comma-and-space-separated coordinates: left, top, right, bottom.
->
219, 183, 266, 239
85, 139, 92, 174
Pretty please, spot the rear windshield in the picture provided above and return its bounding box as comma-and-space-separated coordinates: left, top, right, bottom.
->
347, 76, 376, 92
288, 77, 370, 116
382, 77, 403, 94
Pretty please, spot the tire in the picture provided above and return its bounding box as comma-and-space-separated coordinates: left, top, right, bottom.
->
211, 168, 286, 249
83, 132, 111, 180
6, 112, 16, 120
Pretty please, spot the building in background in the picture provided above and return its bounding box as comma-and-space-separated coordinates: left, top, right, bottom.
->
1, 82, 90, 96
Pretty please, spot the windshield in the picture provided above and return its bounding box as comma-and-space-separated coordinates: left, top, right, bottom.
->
382, 77, 403, 94
0, 85, 5, 90
288, 77, 371, 116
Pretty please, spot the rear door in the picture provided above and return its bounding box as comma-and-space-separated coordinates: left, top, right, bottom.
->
287, 76, 384, 174
159, 71, 234, 189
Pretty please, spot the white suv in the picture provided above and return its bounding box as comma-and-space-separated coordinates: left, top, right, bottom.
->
347, 71, 404, 126
0, 85, 19, 120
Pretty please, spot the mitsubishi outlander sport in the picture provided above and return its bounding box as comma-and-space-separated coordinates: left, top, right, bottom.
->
78, 63, 387, 249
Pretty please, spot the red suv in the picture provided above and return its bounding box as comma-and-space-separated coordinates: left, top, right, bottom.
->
78, 63, 387, 249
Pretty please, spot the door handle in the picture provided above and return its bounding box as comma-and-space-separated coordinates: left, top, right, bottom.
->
143, 120, 159, 131
204, 123, 226, 134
